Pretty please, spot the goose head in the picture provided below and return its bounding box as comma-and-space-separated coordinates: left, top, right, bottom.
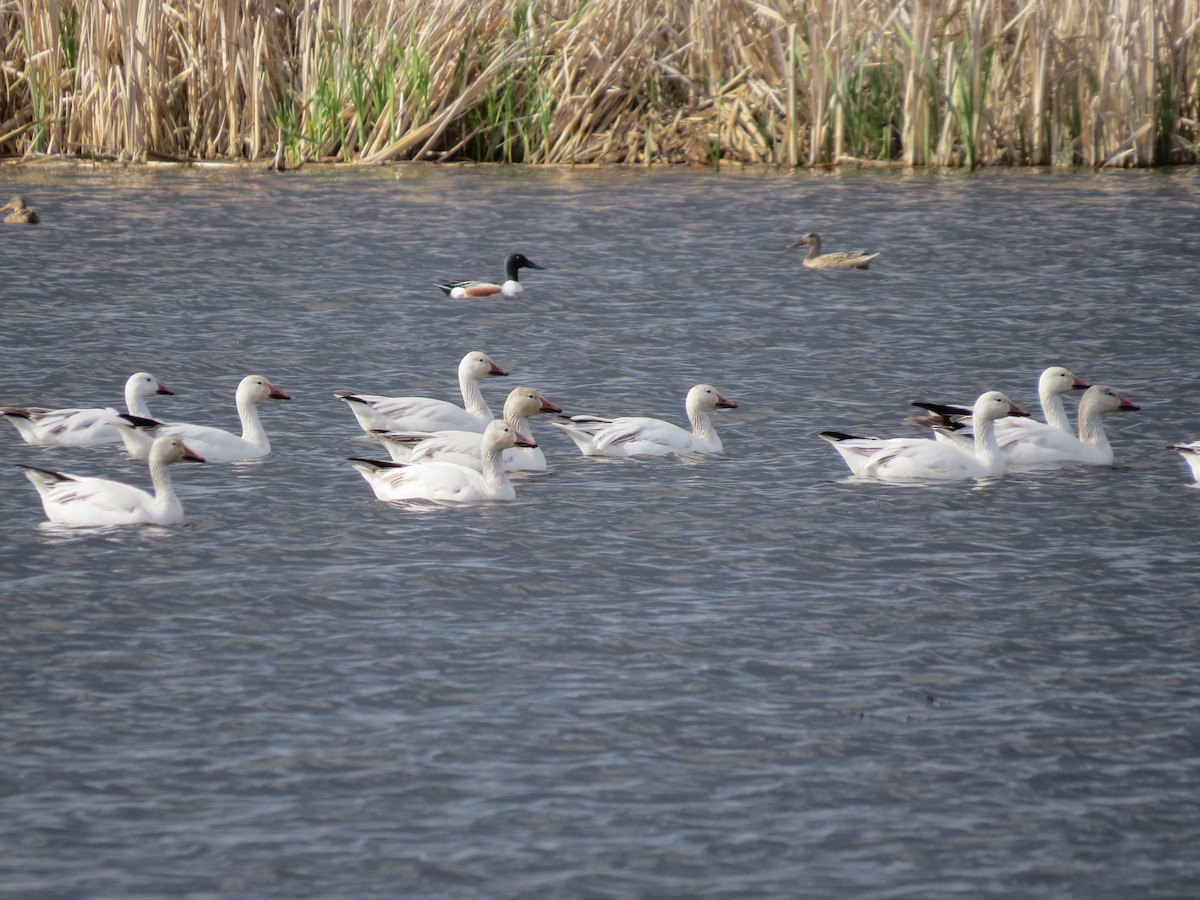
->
151, 435, 205, 464
504, 386, 562, 420
686, 384, 737, 414
482, 419, 537, 451
972, 391, 1029, 422
1081, 384, 1140, 414
460, 351, 509, 382
237, 374, 292, 405
127, 371, 174, 399
1039, 366, 1089, 397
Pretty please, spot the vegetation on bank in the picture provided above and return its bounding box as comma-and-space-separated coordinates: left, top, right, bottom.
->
1, 0, 1197, 169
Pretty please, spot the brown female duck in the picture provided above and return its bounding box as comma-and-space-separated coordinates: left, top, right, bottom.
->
2, 196, 40, 224
790, 232, 876, 269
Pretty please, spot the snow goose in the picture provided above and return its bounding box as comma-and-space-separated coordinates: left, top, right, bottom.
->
820, 391, 1029, 482
435, 253, 545, 298
2, 372, 174, 445
2, 195, 39, 224
552, 384, 737, 457
991, 384, 1139, 468
909, 366, 1088, 438
376, 386, 562, 472
335, 351, 508, 434
1171, 441, 1200, 482
789, 232, 878, 269
21, 435, 203, 527
116, 375, 290, 463
347, 420, 536, 505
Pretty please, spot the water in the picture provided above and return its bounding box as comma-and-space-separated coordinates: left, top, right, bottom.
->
1, 164, 1199, 898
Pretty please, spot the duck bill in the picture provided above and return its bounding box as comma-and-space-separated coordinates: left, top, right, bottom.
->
268, 383, 292, 400
788, 238, 809, 249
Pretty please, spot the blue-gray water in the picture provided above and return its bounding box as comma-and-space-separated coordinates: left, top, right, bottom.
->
1, 165, 1199, 899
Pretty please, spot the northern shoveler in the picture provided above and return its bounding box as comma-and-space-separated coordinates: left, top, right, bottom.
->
789, 232, 877, 269
436, 253, 545, 298
2, 195, 39, 224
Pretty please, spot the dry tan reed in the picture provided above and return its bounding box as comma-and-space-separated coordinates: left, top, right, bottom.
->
1, 0, 1197, 167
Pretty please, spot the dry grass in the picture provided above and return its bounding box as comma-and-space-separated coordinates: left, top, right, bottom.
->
1, 0, 1197, 167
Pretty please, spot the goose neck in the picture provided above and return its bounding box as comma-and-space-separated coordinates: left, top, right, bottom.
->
237, 396, 269, 447
460, 372, 492, 419
1040, 391, 1073, 433
1076, 401, 1112, 450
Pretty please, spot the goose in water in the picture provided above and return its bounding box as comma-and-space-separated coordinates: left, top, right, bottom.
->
820, 391, 1029, 482
117, 374, 290, 463
2, 372, 174, 445
909, 366, 1088, 439
375, 386, 562, 472
347, 420, 535, 505
789, 232, 877, 269
932, 384, 1139, 469
1171, 441, 1200, 482
21, 435, 203, 526
435, 253, 545, 298
335, 351, 508, 434
552, 384, 737, 457
2, 195, 39, 224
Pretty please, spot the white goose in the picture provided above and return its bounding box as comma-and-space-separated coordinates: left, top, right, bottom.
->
552, 384, 737, 457
22, 435, 204, 526
910, 366, 1088, 440
116, 375, 291, 463
920, 381, 1138, 469
375, 386, 562, 472
1172, 441, 1200, 482
2, 372, 174, 445
347, 420, 535, 505
335, 351, 508, 434
992, 384, 1139, 468
820, 391, 1029, 482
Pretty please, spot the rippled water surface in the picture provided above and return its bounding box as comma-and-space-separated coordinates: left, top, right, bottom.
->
2, 164, 1199, 898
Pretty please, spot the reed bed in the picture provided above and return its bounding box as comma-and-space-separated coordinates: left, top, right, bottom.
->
1, 0, 1197, 168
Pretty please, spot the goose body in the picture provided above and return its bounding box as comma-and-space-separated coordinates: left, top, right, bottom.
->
436, 253, 545, 298
336, 351, 508, 434
552, 384, 736, 457
1172, 441, 1200, 482
376, 386, 562, 472
2, 195, 39, 224
789, 232, 877, 269
22, 435, 203, 526
2, 372, 174, 445
348, 420, 536, 505
117, 375, 290, 463
821, 391, 1028, 482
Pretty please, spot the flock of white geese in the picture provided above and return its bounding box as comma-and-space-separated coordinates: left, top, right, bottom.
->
3, 352, 741, 527
3, 223, 1196, 527
5, 350, 1197, 529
